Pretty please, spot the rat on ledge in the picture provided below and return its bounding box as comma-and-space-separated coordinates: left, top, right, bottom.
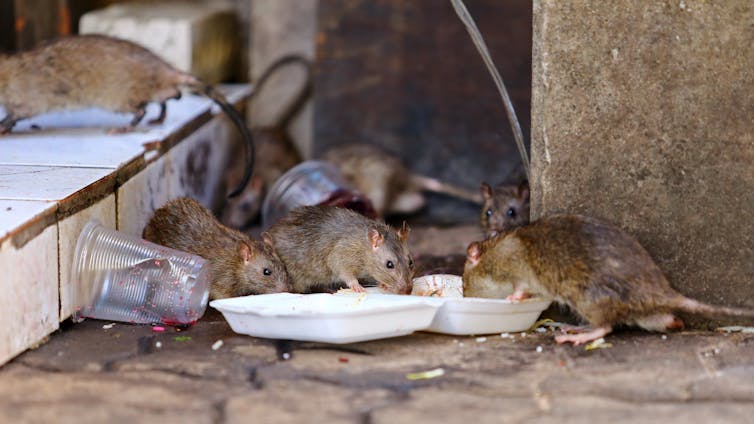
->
0, 34, 254, 197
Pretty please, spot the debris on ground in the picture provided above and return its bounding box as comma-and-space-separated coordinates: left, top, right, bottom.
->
716, 326, 754, 333
406, 368, 445, 381
211, 340, 223, 351
174, 336, 192, 342
584, 338, 613, 351
102, 323, 116, 330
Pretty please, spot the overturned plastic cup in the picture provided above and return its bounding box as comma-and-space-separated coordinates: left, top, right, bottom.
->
261, 160, 376, 229
70, 219, 211, 325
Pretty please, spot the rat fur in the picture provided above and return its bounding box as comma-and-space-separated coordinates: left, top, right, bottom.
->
322, 143, 482, 217
479, 180, 530, 239
0, 34, 254, 197
142, 197, 290, 299
266, 205, 414, 294
463, 214, 754, 345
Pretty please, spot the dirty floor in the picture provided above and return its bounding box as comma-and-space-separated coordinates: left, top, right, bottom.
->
2, 225, 753, 424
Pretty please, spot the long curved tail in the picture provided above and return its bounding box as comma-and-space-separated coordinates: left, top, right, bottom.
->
410, 174, 483, 204
675, 297, 754, 320
249, 54, 313, 132
201, 85, 255, 198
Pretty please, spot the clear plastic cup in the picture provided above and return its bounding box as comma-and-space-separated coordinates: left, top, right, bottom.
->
70, 219, 211, 325
261, 160, 376, 228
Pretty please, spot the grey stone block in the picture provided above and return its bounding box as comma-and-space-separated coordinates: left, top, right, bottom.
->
531, 0, 753, 324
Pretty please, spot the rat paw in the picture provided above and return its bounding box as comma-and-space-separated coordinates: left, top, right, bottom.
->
555, 325, 613, 345
506, 290, 532, 301
347, 282, 367, 293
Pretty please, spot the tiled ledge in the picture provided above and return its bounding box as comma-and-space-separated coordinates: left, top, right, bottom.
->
0, 84, 251, 365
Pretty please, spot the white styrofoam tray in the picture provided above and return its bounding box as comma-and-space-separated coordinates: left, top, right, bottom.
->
426, 297, 551, 335
210, 292, 442, 344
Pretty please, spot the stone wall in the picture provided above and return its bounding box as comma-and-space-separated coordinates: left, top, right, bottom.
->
531, 0, 753, 321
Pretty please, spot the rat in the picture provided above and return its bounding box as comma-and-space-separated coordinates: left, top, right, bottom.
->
462, 214, 754, 345
321, 143, 482, 217
220, 54, 312, 228
265, 205, 414, 294
142, 197, 291, 299
479, 179, 530, 239
0, 34, 254, 197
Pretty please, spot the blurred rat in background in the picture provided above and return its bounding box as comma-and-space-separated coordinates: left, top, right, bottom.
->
463, 214, 754, 345
322, 143, 482, 217
143, 197, 291, 299
479, 179, 529, 239
479, 164, 530, 238
0, 34, 254, 197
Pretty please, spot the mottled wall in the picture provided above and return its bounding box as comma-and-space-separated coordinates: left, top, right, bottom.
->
531, 0, 753, 318
314, 0, 532, 223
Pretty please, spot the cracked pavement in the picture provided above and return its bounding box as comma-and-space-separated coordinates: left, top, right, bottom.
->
2, 225, 753, 423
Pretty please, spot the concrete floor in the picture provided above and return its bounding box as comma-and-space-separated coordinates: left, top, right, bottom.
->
2, 225, 753, 423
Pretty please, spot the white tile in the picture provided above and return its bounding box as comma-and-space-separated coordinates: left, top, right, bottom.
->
0, 165, 112, 201
117, 157, 171, 238
0, 132, 146, 168
0, 225, 58, 366
0, 200, 57, 241
58, 195, 116, 321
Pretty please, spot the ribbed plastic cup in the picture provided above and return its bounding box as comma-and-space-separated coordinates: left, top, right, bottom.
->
261, 160, 376, 228
70, 219, 211, 325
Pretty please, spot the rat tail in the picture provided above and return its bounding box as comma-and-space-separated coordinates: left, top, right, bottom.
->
410, 174, 483, 204
249, 54, 313, 132
178, 71, 254, 198
673, 296, 754, 320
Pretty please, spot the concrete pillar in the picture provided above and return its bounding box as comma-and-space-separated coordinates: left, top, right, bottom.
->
249, 0, 317, 159
531, 0, 753, 322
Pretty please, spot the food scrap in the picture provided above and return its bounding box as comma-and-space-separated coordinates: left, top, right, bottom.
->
338, 357, 349, 363
102, 323, 116, 330
716, 326, 754, 333
475, 337, 487, 343
174, 336, 192, 342
211, 340, 223, 351
152, 326, 166, 332
584, 337, 613, 351
406, 368, 445, 381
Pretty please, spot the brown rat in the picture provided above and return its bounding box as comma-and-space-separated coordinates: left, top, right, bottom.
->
463, 214, 754, 345
220, 54, 312, 228
479, 179, 530, 239
322, 143, 482, 217
266, 205, 415, 294
0, 34, 253, 197
142, 197, 290, 299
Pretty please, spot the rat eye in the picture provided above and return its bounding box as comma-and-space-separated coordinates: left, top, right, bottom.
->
485, 209, 493, 217
408, 258, 414, 268
263, 268, 272, 276
506, 208, 516, 217
386, 260, 394, 269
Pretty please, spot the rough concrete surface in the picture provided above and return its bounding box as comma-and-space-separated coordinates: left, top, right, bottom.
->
530, 1, 754, 322
2, 225, 754, 423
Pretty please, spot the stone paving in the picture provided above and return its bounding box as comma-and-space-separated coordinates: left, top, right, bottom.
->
2, 225, 753, 423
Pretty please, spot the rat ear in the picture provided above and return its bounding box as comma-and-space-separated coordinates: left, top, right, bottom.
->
517, 180, 530, 201
397, 221, 410, 243
466, 242, 482, 265
369, 228, 384, 250
238, 241, 255, 264
480, 182, 493, 200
